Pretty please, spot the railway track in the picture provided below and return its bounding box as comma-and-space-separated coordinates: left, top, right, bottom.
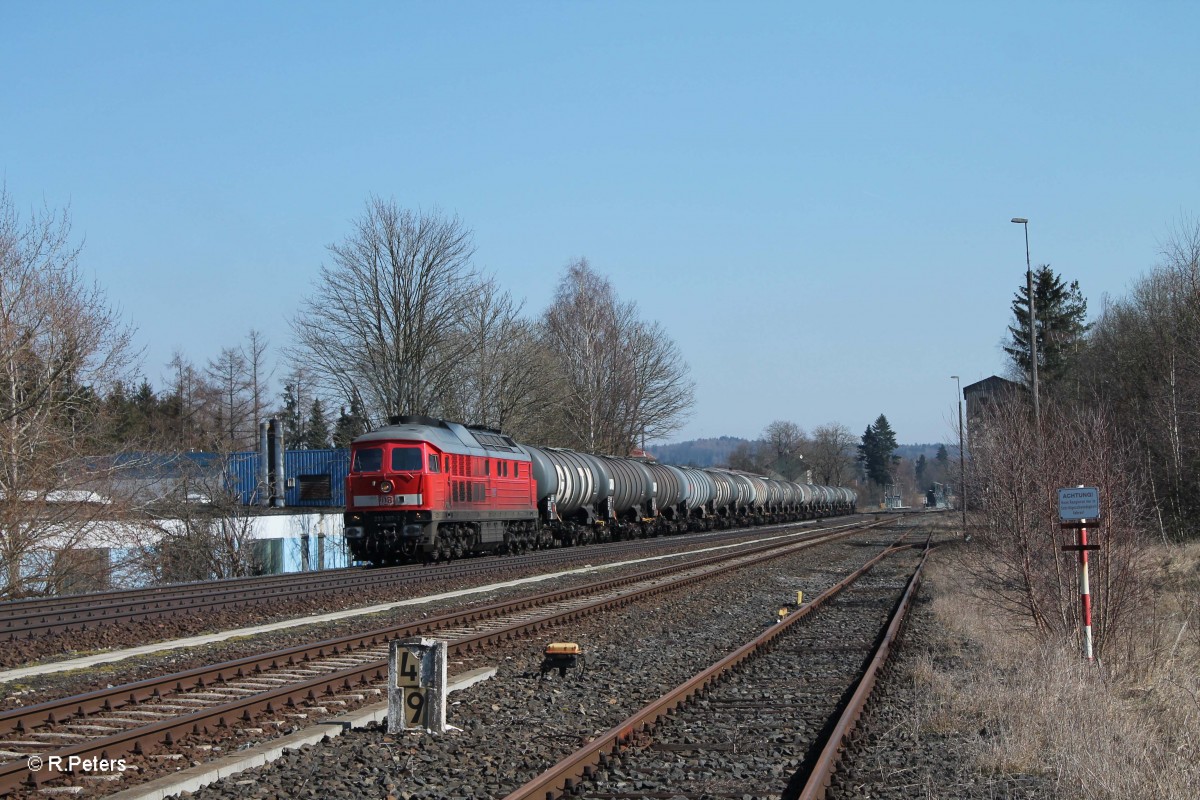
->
0, 517, 865, 643
0, 517, 888, 796
501, 532, 928, 800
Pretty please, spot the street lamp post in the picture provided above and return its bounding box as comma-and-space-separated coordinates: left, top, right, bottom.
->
1011, 217, 1040, 426
952, 375, 966, 532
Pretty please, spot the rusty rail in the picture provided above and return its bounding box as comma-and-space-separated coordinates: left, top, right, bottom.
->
0, 516, 868, 640
500, 535, 918, 800
796, 539, 930, 799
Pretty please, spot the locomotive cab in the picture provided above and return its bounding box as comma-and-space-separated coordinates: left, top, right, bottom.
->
348, 442, 441, 506
344, 439, 445, 563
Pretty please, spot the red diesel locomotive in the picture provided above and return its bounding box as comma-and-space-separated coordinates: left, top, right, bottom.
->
343, 416, 542, 563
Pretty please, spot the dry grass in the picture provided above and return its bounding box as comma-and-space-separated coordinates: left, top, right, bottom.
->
910, 539, 1200, 800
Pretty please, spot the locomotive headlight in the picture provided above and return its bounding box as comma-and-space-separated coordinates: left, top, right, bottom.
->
379, 480, 394, 494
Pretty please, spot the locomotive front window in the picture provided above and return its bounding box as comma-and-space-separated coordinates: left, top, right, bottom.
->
391, 447, 423, 472
352, 448, 383, 473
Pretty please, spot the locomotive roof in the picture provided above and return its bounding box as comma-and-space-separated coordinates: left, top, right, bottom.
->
352, 418, 530, 460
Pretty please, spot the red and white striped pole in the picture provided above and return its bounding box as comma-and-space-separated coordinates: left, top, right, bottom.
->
1078, 522, 1093, 661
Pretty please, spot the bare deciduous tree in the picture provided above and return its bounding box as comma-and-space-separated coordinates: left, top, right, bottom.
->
443, 276, 547, 435
962, 395, 1150, 655
0, 187, 136, 598
242, 329, 273, 439
130, 462, 262, 583
727, 440, 767, 474
206, 346, 250, 449
764, 420, 804, 463
290, 198, 479, 424
759, 419, 806, 478
621, 318, 694, 448
1077, 216, 1200, 539
164, 351, 211, 449
807, 422, 857, 485
540, 259, 693, 455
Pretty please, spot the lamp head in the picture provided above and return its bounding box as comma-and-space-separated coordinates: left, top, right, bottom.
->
1011, 217, 1028, 224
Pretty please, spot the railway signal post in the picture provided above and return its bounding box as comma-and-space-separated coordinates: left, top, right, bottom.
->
1057, 486, 1102, 661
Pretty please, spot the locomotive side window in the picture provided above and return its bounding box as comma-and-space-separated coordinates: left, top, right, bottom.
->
391, 447, 423, 472
428, 454, 440, 473
485, 460, 490, 477
352, 448, 383, 473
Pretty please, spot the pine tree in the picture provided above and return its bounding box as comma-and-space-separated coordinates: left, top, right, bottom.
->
333, 397, 369, 448
280, 384, 305, 448
1004, 265, 1090, 389
303, 398, 331, 449
857, 414, 899, 487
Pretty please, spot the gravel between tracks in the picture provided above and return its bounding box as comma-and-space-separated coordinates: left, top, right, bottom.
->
1, 531, 787, 672
174, 531, 908, 800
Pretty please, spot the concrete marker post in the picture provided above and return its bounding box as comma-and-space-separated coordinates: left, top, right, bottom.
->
388, 637, 447, 734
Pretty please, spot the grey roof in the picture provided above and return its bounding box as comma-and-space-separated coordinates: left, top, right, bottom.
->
353, 420, 530, 461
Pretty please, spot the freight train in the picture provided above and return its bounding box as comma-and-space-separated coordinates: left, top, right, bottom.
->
343, 415, 857, 565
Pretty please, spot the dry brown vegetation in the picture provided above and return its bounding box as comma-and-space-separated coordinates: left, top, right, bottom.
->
907, 541, 1200, 799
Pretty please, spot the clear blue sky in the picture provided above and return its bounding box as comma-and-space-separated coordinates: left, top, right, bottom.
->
3, 2, 1196, 445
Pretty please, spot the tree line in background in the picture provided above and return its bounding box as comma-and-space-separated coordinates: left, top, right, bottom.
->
0, 189, 701, 596
727, 420, 861, 486
721, 415, 949, 506
988, 219, 1200, 543
32, 196, 699, 461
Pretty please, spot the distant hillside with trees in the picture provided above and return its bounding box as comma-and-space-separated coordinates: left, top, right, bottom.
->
648, 436, 749, 467
895, 443, 944, 462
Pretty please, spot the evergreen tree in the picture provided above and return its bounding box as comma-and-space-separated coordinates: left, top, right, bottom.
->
303, 398, 331, 449
102, 381, 135, 446
1004, 265, 1090, 389
280, 383, 305, 448
134, 380, 158, 418
857, 414, 899, 487
915, 454, 927, 488
858, 424, 876, 483
333, 397, 369, 448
